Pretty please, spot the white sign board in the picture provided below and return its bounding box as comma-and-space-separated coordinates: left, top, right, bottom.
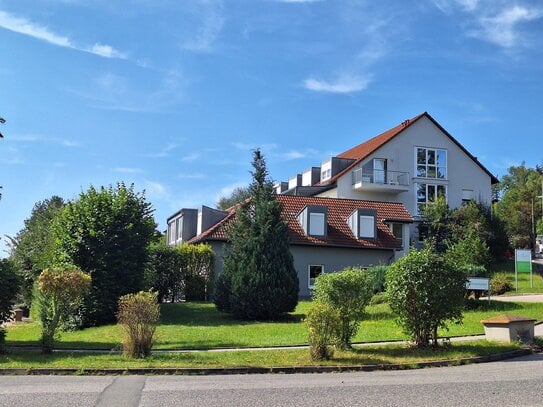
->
466, 277, 490, 291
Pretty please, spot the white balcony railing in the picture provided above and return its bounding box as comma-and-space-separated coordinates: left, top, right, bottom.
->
352, 169, 410, 187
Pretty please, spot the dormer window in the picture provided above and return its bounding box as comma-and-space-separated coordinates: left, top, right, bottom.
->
348, 208, 377, 240
298, 205, 327, 237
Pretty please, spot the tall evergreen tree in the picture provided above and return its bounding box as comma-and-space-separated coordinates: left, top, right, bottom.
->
215, 150, 299, 320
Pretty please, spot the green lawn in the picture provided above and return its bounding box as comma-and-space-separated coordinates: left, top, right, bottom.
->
491, 260, 543, 294
5, 300, 543, 350
0, 341, 520, 369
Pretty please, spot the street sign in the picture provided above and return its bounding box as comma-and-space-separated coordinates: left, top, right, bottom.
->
515, 249, 533, 290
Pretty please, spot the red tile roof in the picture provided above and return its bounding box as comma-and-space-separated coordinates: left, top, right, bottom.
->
317, 112, 498, 186
190, 195, 413, 250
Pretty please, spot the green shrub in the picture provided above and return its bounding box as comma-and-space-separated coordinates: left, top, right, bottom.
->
490, 273, 513, 295
370, 291, 389, 305
446, 232, 491, 268
366, 264, 388, 293
0, 259, 20, 353
386, 248, 467, 347
117, 291, 160, 358
313, 268, 373, 349
36, 266, 91, 353
305, 303, 341, 361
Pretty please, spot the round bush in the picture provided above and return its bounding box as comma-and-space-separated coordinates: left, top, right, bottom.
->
490, 273, 513, 295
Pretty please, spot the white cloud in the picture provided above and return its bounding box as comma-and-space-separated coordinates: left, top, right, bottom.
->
473, 6, 543, 48
181, 152, 200, 162
431, 1, 543, 49
276, 0, 324, 3
232, 142, 278, 151
114, 167, 144, 174
276, 148, 319, 160
0, 10, 126, 59
87, 43, 127, 59
9, 133, 79, 147
70, 70, 185, 113
178, 173, 207, 179
303, 74, 371, 94
145, 143, 179, 158
183, 1, 225, 52
144, 180, 170, 201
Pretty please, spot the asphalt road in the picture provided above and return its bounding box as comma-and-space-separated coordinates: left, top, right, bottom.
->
1, 352, 543, 407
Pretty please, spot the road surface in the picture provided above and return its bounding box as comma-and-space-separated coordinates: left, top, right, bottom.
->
1, 352, 542, 406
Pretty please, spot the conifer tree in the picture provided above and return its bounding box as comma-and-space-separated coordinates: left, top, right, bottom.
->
215, 149, 299, 319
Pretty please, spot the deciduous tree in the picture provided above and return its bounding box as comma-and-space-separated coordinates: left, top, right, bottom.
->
53, 183, 156, 326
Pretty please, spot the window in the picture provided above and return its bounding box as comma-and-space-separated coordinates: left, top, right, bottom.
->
359, 215, 375, 239
388, 223, 403, 246
462, 189, 474, 203
308, 265, 323, 288
309, 212, 326, 236
321, 168, 331, 180
168, 222, 176, 244
416, 147, 446, 179
176, 217, 183, 240
416, 183, 447, 214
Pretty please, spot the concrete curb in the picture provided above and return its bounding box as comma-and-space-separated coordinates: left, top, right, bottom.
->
0, 348, 532, 376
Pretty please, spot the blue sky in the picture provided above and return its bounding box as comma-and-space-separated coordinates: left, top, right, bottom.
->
1, 0, 542, 255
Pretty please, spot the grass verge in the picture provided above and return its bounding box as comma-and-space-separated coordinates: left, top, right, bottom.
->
6, 301, 543, 350
0, 341, 520, 369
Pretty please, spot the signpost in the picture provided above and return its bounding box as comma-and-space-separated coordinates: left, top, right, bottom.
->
466, 277, 490, 303
514, 249, 533, 291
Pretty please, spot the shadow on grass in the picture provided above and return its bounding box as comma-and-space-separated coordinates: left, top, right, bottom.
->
159, 302, 305, 326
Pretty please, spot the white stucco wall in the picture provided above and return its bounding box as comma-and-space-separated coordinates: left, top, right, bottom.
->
317, 116, 494, 243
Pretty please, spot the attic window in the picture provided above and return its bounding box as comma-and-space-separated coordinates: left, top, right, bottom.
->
359, 215, 375, 239
309, 213, 325, 236
298, 205, 328, 238
348, 208, 377, 240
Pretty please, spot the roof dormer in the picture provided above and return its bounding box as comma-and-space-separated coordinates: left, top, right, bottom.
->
348, 208, 377, 240
297, 205, 327, 238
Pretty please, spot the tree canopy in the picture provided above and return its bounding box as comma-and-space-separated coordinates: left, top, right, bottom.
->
495, 163, 543, 249
53, 183, 156, 326
216, 186, 251, 210
9, 196, 65, 305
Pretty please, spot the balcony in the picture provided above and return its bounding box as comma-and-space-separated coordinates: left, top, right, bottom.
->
352, 168, 410, 193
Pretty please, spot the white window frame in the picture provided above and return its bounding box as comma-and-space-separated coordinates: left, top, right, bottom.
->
415, 147, 447, 180
308, 264, 324, 288
416, 183, 447, 215
168, 221, 176, 244
359, 215, 375, 239
309, 212, 326, 236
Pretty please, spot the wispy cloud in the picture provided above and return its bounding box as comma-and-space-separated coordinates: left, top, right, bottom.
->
276, 0, 324, 3
303, 74, 371, 94
182, 1, 225, 52
178, 173, 207, 180
9, 133, 79, 147
472, 6, 543, 48
144, 180, 170, 201
114, 167, 144, 174
181, 152, 200, 162
145, 143, 179, 158
232, 142, 278, 151
70, 70, 186, 113
275, 148, 320, 160
432, 1, 543, 49
0, 10, 126, 59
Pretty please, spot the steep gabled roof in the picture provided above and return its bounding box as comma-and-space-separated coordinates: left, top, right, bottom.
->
317, 112, 498, 186
190, 195, 413, 250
